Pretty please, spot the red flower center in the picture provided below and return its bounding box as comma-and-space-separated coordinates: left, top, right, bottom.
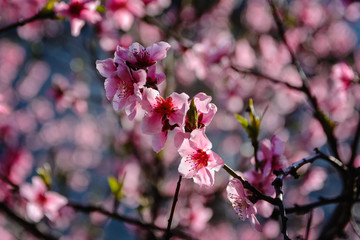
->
37, 193, 47, 204
69, 2, 84, 16
154, 97, 175, 117
192, 149, 209, 169
128, 50, 156, 70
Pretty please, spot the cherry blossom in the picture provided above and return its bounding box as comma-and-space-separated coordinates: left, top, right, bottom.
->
114, 41, 171, 70
256, 136, 287, 177
331, 62, 355, 90
54, 0, 102, 36
226, 177, 261, 232
105, 0, 145, 31
20, 177, 68, 222
178, 129, 224, 187
96, 58, 146, 119
141, 87, 189, 152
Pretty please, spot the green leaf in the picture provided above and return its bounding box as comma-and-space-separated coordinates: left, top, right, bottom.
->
235, 99, 266, 143
37, 163, 52, 188
185, 98, 198, 131
108, 176, 120, 195
108, 175, 126, 200
96, 5, 106, 14
235, 114, 249, 129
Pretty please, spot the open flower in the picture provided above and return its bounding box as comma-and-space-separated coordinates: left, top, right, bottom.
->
20, 177, 68, 222
141, 88, 189, 152
226, 177, 262, 232
54, 0, 102, 36
178, 129, 224, 187
115, 41, 171, 70
96, 58, 146, 119
105, 0, 145, 31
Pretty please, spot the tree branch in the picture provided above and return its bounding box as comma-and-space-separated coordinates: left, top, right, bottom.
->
349, 113, 360, 166
0, 202, 58, 240
222, 164, 278, 205
0, 11, 55, 35
267, 0, 340, 160
164, 175, 182, 240
286, 196, 360, 214
230, 65, 303, 91
68, 201, 193, 240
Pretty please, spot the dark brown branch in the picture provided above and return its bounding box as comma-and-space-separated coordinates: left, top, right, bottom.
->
286, 196, 360, 214
0, 11, 55, 35
230, 65, 303, 91
305, 211, 313, 240
267, 0, 340, 160
349, 114, 360, 166
223, 164, 278, 205
272, 176, 290, 240
68, 201, 193, 240
0, 202, 58, 240
164, 175, 182, 240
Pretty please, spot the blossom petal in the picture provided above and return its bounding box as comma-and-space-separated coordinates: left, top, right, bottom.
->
152, 131, 167, 153
96, 59, 116, 78
193, 168, 214, 187
147, 41, 171, 61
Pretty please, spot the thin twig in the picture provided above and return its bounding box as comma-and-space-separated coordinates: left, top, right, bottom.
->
164, 175, 182, 240
222, 164, 277, 205
272, 177, 290, 240
286, 196, 360, 214
349, 114, 360, 166
231, 65, 303, 91
267, 0, 340, 160
305, 210, 313, 240
0, 11, 55, 35
68, 201, 193, 240
0, 202, 58, 240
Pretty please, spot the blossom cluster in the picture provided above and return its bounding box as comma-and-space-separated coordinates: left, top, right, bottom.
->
96, 41, 290, 231
96, 41, 225, 188
1, 0, 360, 239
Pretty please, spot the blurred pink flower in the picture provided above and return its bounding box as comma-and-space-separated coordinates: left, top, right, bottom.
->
226, 177, 261, 232
331, 62, 355, 90
115, 41, 171, 70
178, 129, 224, 187
256, 136, 287, 177
180, 196, 213, 233
54, 0, 101, 36
0, 148, 32, 186
105, 0, 145, 31
141, 88, 189, 152
20, 177, 68, 222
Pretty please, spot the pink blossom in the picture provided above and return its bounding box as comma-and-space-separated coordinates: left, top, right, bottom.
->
256, 136, 287, 177
226, 177, 261, 232
331, 62, 355, 90
115, 41, 171, 71
105, 0, 145, 31
54, 0, 102, 36
20, 177, 68, 222
177, 129, 224, 187
96, 58, 146, 119
141, 88, 189, 152
244, 136, 287, 197
0, 148, 32, 186
180, 196, 213, 232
